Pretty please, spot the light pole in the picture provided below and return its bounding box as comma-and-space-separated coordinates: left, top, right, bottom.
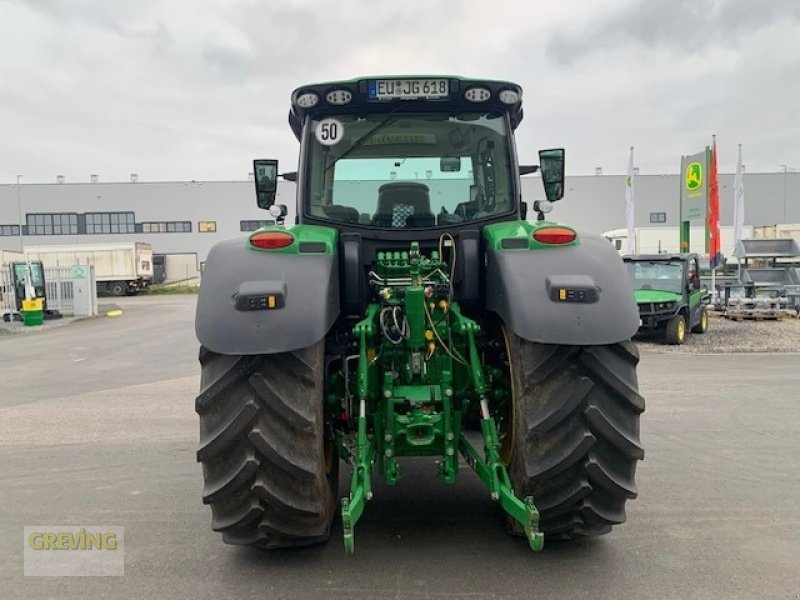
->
16, 175, 24, 252
781, 165, 789, 223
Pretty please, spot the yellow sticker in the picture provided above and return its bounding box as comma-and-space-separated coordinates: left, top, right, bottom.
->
268, 295, 276, 309
559, 289, 566, 301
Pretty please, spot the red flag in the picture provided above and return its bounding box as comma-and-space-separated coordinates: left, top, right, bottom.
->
707, 136, 721, 267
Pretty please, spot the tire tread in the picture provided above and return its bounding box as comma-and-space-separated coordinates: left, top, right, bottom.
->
196, 343, 337, 549
508, 333, 644, 540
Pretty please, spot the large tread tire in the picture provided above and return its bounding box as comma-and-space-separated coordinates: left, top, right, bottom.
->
504, 332, 644, 540
196, 341, 338, 549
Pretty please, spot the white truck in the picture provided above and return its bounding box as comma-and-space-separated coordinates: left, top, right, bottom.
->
24, 242, 153, 296
603, 226, 752, 259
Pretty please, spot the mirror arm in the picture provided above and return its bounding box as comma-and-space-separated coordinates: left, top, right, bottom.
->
280, 171, 298, 182
519, 165, 539, 176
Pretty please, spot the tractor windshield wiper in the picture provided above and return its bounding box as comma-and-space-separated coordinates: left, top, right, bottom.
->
324, 108, 402, 174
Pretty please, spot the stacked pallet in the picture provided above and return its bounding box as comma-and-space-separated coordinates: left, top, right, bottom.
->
724, 296, 785, 321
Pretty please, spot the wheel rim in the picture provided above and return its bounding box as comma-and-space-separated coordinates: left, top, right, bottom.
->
702, 312, 708, 331
323, 439, 335, 475
678, 318, 685, 341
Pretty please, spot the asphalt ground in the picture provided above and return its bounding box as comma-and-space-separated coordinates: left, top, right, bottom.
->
1, 295, 798, 599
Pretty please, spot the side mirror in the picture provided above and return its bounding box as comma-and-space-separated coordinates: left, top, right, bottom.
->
253, 159, 278, 209
538, 148, 565, 203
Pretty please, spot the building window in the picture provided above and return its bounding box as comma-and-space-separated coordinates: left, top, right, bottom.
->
240, 220, 275, 232
649, 212, 667, 224
141, 221, 192, 233
26, 213, 79, 235
198, 221, 217, 233
86, 212, 135, 234
1, 224, 21, 236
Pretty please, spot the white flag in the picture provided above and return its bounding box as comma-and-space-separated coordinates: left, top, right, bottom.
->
732, 144, 745, 246
626, 146, 635, 255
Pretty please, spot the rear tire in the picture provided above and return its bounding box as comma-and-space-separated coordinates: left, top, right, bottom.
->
665, 314, 686, 345
108, 281, 127, 297
503, 331, 644, 540
196, 341, 338, 549
692, 307, 708, 334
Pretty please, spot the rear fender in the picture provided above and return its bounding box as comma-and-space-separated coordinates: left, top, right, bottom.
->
196, 226, 339, 355
484, 223, 639, 345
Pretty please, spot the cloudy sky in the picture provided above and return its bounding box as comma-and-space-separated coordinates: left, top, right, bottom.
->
1, 0, 798, 183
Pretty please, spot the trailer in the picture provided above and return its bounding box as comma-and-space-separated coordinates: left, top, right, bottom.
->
603, 226, 752, 259
24, 242, 153, 296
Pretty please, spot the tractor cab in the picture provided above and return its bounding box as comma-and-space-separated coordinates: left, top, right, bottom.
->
252, 76, 565, 239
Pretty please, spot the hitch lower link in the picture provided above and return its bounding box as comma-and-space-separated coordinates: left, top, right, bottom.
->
340, 397, 544, 554
460, 401, 544, 552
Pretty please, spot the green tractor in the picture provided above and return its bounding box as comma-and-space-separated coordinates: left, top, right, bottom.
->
623, 253, 710, 345
195, 76, 644, 553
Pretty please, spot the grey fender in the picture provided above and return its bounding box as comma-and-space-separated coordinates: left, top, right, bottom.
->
195, 238, 339, 355
486, 232, 639, 345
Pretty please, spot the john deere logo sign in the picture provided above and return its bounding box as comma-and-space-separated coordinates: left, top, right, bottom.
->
685, 162, 702, 191
680, 150, 707, 223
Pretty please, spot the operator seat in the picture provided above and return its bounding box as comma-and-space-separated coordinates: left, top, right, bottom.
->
373, 182, 435, 228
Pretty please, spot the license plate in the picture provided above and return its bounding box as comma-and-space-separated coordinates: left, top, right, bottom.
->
368, 79, 449, 101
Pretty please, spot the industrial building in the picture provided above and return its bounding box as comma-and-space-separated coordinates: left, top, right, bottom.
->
1, 171, 797, 280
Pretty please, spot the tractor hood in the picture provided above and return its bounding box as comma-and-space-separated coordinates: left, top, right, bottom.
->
633, 289, 682, 304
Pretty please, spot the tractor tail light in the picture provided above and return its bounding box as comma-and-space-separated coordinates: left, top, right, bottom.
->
250, 231, 294, 249
533, 227, 576, 245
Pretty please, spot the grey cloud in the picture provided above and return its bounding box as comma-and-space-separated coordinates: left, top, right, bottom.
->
547, 0, 800, 64
2, 0, 799, 181
201, 43, 250, 84
24, 0, 143, 35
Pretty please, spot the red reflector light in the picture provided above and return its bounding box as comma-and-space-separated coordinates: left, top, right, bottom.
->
250, 231, 294, 249
533, 227, 576, 245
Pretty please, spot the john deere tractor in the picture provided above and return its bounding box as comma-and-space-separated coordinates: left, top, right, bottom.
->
195, 76, 644, 553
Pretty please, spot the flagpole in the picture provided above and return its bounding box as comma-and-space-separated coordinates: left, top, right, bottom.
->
626, 146, 635, 255
733, 143, 744, 282
711, 135, 717, 307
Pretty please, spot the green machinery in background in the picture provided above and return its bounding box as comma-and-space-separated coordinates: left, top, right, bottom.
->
624, 253, 710, 345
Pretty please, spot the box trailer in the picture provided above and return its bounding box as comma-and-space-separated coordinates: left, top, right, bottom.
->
24, 242, 153, 296
603, 226, 752, 259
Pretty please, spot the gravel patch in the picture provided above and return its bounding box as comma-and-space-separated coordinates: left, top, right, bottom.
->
635, 312, 800, 353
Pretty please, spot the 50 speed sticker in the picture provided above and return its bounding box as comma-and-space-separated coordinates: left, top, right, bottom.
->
315, 118, 343, 146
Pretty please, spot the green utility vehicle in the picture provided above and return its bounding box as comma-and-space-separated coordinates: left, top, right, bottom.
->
623, 253, 710, 344
195, 76, 645, 553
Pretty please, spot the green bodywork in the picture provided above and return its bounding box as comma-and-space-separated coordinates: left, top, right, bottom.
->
633, 289, 682, 304
333, 242, 543, 554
